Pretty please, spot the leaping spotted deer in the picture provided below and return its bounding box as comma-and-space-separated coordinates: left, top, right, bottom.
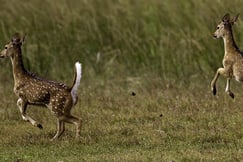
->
0, 33, 82, 140
211, 13, 243, 99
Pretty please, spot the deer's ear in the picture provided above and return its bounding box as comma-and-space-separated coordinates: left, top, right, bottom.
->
231, 13, 240, 25
222, 13, 230, 23
11, 33, 25, 46
21, 34, 26, 44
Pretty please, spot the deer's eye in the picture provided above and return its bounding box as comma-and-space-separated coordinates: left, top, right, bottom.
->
4, 46, 7, 49
217, 26, 220, 30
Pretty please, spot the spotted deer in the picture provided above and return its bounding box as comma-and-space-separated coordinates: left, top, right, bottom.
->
211, 13, 243, 99
0, 33, 82, 140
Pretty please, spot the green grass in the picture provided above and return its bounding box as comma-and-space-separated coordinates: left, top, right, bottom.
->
2, 86, 243, 161
1, 0, 243, 161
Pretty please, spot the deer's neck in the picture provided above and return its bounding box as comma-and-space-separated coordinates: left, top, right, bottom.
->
10, 47, 27, 83
223, 29, 239, 55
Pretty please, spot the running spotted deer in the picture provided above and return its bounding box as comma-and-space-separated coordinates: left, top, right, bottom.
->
0, 33, 82, 140
211, 13, 243, 99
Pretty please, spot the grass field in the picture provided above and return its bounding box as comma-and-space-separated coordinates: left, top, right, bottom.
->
1, 0, 243, 161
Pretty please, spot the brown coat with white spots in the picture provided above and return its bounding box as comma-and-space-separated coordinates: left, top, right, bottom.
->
0, 33, 82, 140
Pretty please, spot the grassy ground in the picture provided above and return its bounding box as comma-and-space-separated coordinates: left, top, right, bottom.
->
2, 84, 243, 161
1, 0, 243, 161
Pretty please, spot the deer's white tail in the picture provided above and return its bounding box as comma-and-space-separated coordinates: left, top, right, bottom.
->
71, 62, 82, 104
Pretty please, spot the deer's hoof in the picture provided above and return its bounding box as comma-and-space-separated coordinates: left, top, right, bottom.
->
212, 86, 217, 96
229, 92, 235, 99
37, 124, 43, 129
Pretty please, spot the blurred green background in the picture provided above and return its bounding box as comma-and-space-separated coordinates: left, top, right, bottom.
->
1, 0, 240, 93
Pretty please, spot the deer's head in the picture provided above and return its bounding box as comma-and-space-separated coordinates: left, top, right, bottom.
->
0, 33, 25, 58
213, 13, 239, 39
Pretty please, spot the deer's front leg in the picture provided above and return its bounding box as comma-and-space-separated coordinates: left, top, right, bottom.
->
211, 67, 226, 95
225, 78, 234, 99
17, 98, 43, 129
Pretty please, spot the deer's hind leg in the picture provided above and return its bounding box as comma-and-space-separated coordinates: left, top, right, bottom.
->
62, 97, 82, 138
225, 78, 234, 98
62, 115, 82, 138
51, 96, 82, 139
17, 98, 43, 129
51, 114, 81, 140
51, 118, 65, 141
